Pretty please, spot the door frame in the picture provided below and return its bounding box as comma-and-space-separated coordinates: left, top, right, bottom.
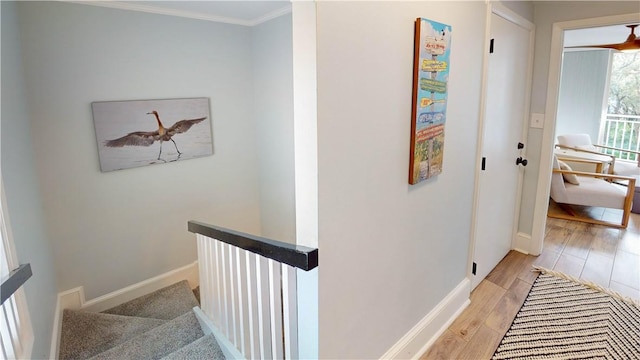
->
530, 12, 640, 255
468, 2, 535, 283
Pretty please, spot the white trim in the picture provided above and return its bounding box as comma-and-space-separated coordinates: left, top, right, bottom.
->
531, 12, 640, 257
467, 1, 493, 289
193, 306, 245, 360
49, 287, 85, 360
84, 261, 199, 312
378, 278, 470, 360
59, 1, 292, 27
48, 261, 199, 359
513, 232, 532, 255
492, 3, 535, 32
252, 6, 293, 26
292, 0, 319, 250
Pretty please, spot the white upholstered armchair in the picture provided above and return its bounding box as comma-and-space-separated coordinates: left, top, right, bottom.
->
549, 155, 636, 228
556, 133, 640, 176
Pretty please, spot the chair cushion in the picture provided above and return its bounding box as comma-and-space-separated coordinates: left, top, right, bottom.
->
557, 160, 580, 185
557, 134, 595, 148
562, 176, 627, 209
575, 144, 599, 152
613, 160, 640, 177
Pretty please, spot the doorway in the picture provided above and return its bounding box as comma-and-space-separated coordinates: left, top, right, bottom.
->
530, 12, 640, 252
470, 4, 535, 289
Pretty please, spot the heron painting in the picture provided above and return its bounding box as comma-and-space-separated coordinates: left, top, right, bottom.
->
93, 98, 213, 172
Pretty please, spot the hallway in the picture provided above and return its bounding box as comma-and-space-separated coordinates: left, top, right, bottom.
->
421, 212, 640, 359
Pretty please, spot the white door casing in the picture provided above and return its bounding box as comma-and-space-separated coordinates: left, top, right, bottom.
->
470, 4, 535, 290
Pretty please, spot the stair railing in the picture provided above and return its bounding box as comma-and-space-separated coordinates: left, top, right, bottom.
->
188, 221, 318, 360
1, 198, 33, 360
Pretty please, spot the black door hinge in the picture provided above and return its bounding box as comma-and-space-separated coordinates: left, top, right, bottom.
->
481, 157, 486, 171
472, 262, 477, 275
489, 39, 494, 54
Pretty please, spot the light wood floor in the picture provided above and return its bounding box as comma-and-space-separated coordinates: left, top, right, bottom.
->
420, 210, 640, 360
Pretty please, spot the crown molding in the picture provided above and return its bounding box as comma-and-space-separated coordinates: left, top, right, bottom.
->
250, 5, 292, 26
60, 1, 291, 27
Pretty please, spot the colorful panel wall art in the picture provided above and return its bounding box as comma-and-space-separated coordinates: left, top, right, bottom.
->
409, 18, 452, 184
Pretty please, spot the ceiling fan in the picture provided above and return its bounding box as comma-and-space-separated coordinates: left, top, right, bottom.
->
566, 24, 640, 52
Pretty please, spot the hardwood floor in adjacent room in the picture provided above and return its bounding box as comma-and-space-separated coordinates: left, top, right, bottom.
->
420, 211, 640, 360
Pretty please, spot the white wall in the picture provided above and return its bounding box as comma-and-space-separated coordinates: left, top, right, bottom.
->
251, 14, 297, 244
1, 2, 59, 358
315, 2, 485, 357
16, 1, 264, 299
556, 50, 610, 141
518, 1, 640, 235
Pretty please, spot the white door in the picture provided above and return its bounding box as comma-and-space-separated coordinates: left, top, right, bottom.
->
472, 9, 533, 289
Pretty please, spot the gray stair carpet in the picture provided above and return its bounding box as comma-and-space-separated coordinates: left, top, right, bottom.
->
59, 309, 166, 360
102, 280, 199, 320
161, 334, 225, 360
59, 281, 225, 360
88, 311, 204, 360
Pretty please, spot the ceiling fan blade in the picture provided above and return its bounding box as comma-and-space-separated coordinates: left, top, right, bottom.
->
566, 41, 640, 51
565, 24, 640, 52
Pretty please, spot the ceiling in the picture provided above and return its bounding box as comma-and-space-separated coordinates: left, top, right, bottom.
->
564, 24, 637, 48
87, 1, 291, 26
74, 3, 637, 44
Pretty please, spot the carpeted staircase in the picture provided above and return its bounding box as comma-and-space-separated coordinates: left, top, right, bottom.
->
59, 280, 225, 360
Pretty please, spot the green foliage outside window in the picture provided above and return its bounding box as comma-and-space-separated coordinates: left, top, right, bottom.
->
603, 52, 639, 161
608, 52, 640, 116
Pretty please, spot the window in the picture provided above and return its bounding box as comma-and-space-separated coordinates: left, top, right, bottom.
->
599, 52, 640, 161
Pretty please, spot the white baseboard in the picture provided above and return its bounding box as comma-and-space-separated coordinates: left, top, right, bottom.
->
379, 278, 471, 359
513, 232, 533, 255
49, 261, 199, 359
82, 261, 199, 312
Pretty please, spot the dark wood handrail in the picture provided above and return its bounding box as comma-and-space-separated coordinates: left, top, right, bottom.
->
1, 263, 32, 305
188, 221, 318, 271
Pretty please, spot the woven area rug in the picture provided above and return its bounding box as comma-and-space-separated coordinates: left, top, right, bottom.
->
492, 267, 640, 360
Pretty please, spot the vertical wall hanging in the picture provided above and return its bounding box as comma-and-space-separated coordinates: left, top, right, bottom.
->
409, 18, 452, 184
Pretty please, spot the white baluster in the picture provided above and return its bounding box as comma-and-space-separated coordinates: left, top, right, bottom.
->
6, 297, 22, 357
213, 240, 224, 330
220, 242, 231, 341
229, 244, 240, 348
245, 251, 259, 359
194, 230, 310, 360
196, 236, 210, 317
1, 301, 17, 359
1, 330, 9, 359
282, 265, 298, 359
256, 255, 272, 359
268, 259, 284, 359
234, 247, 247, 356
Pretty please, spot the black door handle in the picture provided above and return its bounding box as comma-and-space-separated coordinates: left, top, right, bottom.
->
516, 157, 528, 166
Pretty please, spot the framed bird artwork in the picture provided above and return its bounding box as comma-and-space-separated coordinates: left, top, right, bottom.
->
92, 97, 213, 172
